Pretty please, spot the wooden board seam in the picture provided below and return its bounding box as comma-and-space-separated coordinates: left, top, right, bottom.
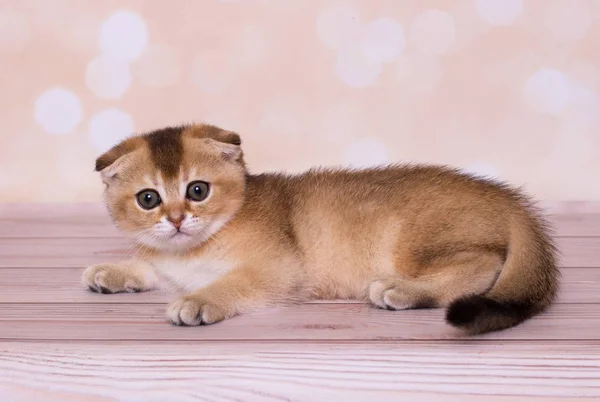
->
3, 338, 600, 343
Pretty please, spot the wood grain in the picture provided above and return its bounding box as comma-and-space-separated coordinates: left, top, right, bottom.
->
1, 236, 598, 268
1, 341, 599, 400
2, 202, 600, 237
1, 267, 598, 304
0, 237, 132, 267
1, 302, 599, 341
0, 203, 121, 238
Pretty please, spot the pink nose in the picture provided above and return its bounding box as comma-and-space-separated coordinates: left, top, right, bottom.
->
167, 215, 184, 229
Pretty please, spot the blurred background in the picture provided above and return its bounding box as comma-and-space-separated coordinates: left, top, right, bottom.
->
0, 0, 599, 202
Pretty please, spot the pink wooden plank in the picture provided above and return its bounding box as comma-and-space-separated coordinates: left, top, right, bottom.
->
1, 236, 597, 268
1, 267, 597, 304
1, 341, 598, 399
0, 303, 598, 341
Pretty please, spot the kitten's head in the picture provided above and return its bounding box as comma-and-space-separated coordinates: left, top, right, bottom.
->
95, 124, 247, 252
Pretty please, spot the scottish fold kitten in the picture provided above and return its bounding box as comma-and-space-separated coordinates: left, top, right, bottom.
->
83, 124, 559, 334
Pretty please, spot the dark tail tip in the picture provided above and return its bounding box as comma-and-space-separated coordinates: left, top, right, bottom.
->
446, 295, 488, 326
446, 295, 533, 334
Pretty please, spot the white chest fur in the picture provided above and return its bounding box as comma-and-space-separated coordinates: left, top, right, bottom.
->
151, 256, 235, 292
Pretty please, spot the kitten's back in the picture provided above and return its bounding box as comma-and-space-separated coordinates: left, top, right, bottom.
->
241, 164, 559, 332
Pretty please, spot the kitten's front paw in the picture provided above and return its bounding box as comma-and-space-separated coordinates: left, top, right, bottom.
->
82, 263, 144, 294
167, 294, 229, 326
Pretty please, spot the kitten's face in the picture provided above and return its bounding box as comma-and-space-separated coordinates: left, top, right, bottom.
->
97, 125, 246, 252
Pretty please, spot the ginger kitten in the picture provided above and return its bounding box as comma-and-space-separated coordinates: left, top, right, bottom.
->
82, 124, 559, 334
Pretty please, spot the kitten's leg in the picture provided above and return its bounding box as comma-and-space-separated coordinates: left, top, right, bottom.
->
167, 264, 302, 326
369, 278, 438, 311
370, 253, 503, 310
82, 260, 158, 294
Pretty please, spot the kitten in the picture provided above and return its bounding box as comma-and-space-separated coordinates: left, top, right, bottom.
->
82, 123, 559, 334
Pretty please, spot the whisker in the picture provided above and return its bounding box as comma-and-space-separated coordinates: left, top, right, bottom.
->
117, 228, 156, 262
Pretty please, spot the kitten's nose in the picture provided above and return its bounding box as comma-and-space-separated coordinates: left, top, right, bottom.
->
167, 215, 184, 229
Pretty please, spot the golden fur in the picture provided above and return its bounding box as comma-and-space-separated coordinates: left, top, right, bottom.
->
83, 124, 560, 334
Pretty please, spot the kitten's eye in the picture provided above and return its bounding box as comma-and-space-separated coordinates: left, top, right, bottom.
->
186, 181, 210, 202
136, 190, 161, 210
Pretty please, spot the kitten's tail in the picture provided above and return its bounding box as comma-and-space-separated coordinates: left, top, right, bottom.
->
445, 210, 560, 334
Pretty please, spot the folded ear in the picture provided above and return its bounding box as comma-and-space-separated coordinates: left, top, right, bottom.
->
95, 137, 143, 182
186, 124, 243, 162
197, 124, 242, 146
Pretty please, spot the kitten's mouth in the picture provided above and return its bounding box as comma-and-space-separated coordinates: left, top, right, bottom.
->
170, 231, 191, 239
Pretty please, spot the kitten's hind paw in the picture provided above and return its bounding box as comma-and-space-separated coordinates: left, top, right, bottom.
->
368, 279, 437, 311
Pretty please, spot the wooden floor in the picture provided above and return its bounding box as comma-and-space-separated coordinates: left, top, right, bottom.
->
1, 203, 599, 401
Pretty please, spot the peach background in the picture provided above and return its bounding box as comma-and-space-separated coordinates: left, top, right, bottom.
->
0, 0, 599, 202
